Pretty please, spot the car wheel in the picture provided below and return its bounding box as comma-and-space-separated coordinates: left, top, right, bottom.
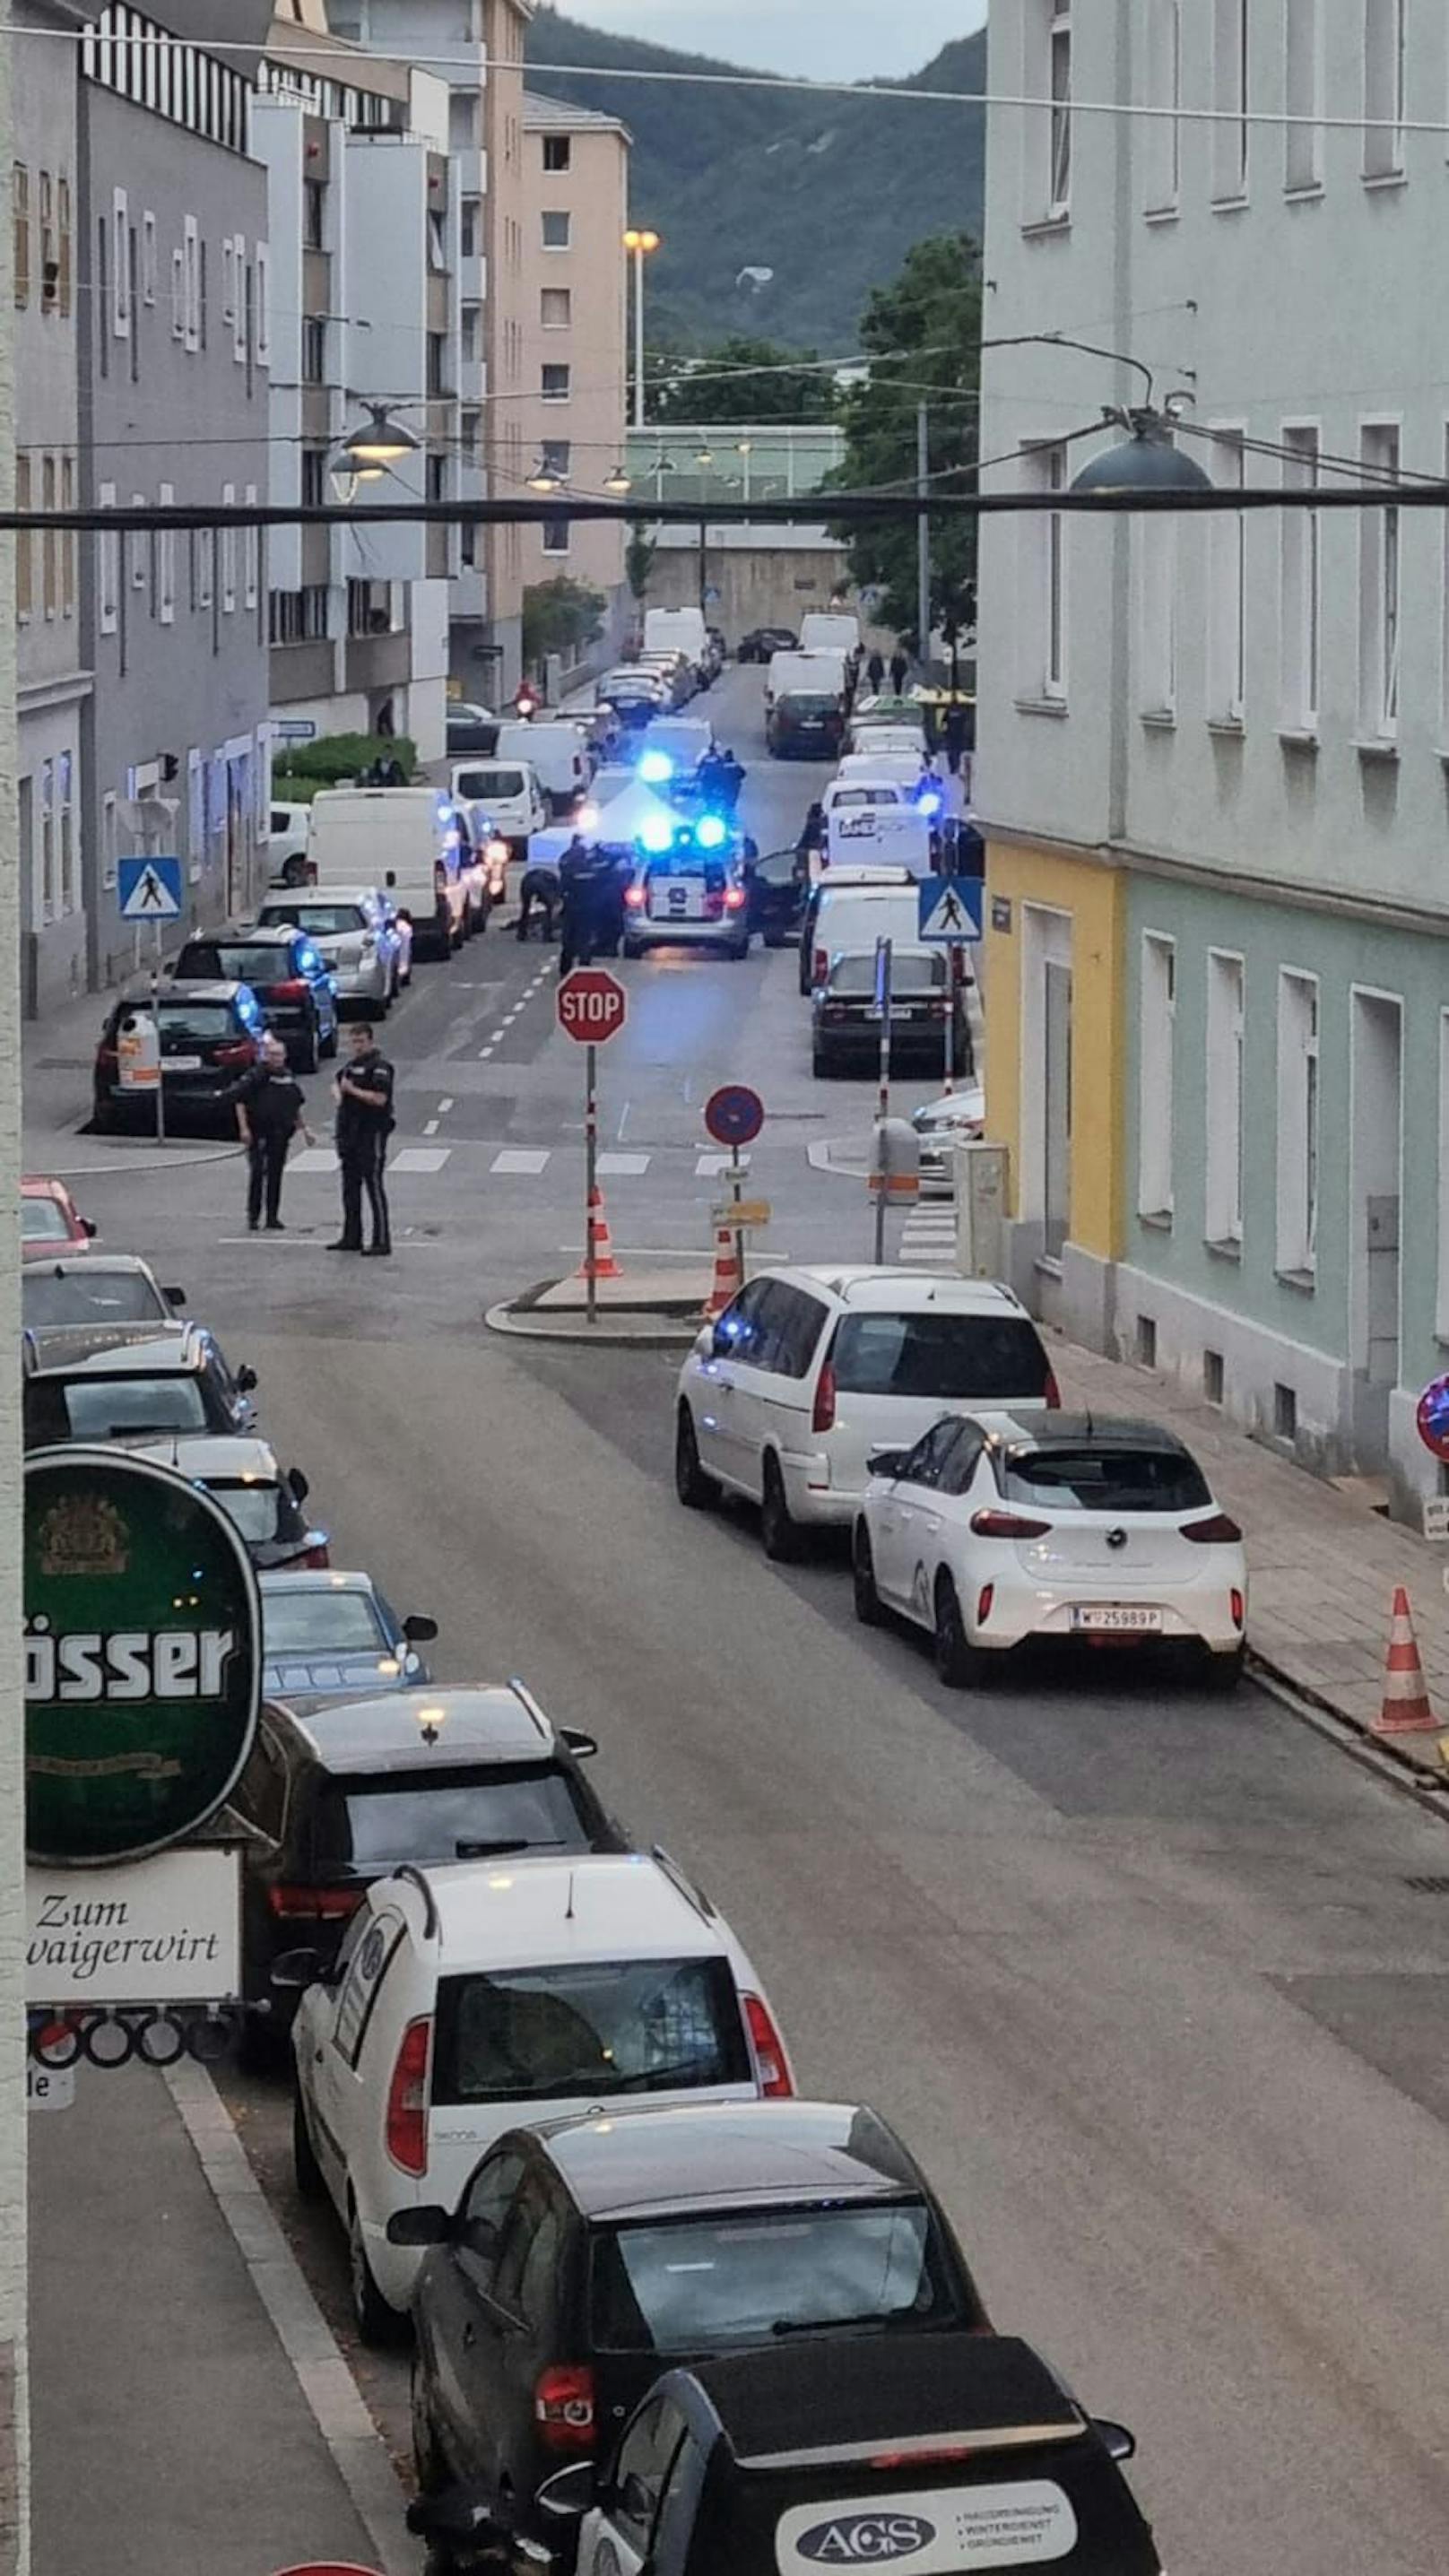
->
729, 939, 751, 961
412, 2355, 448, 2495
760, 1454, 802, 1563
933, 1573, 989, 1689
295, 1019, 320, 1077
852, 1524, 883, 1626
292, 2084, 325, 2202
811, 1048, 831, 1080
1202, 1644, 1246, 1694
621, 939, 643, 961
763, 929, 785, 950
675, 1406, 717, 1510
320, 1017, 339, 1061
348, 2193, 407, 2347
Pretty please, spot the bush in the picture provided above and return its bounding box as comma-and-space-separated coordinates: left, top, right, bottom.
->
273, 731, 418, 793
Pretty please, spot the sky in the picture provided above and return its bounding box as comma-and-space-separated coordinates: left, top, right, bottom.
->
555, 1, 987, 84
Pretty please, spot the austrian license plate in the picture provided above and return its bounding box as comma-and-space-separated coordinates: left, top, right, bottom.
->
1070, 1605, 1163, 1634
654, 881, 701, 921
164, 1054, 203, 1071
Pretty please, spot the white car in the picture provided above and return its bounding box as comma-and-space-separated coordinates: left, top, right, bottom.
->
289, 1852, 794, 2341
450, 757, 548, 862
912, 1083, 986, 1193
854, 1410, 1247, 1687
268, 802, 313, 889
255, 884, 411, 1010
622, 840, 751, 958
674, 1267, 1058, 1558
130, 1433, 327, 1571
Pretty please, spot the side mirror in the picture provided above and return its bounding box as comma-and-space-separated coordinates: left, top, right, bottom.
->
287, 1467, 309, 1504
403, 1613, 438, 1644
536, 2462, 595, 2523
81, 1217, 98, 1238
386, 2204, 452, 2248
268, 1945, 323, 1991
866, 1446, 907, 1481
560, 1726, 599, 1761
236, 1365, 258, 1394
164, 1285, 187, 1308
1093, 2420, 1136, 2463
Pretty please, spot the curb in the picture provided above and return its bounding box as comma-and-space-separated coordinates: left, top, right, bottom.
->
31, 1139, 243, 1177
485, 1291, 700, 1347
1247, 1652, 1449, 1808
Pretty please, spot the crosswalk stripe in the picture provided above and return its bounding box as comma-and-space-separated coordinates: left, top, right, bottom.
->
695, 1152, 751, 1177
491, 1148, 551, 1175
390, 1146, 451, 1174
288, 1147, 338, 1175
596, 1151, 650, 1176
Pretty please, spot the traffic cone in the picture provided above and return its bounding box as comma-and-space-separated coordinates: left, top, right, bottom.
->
1372, 1585, 1438, 1734
574, 1184, 622, 1284
702, 1223, 743, 1319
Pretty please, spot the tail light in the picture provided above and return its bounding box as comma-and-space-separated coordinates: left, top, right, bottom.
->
1183, 1512, 1242, 1544
926, 997, 947, 1019
385, 2015, 432, 2176
811, 1355, 837, 1435
534, 2364, 595, 2453
1044, 1368, 1062, 1409
297, 1542, 330, 1570
976, 1583, 994, 1626
1230, 1588, 1245, 1628
724, 886, 747, 912
270, 978, 309, 1002
812, 945, 828, 984
266, 1885, 364, 1921
624, 883, 646, 910
742, 1991, 793, 2097
969, 1509, 1052, 1540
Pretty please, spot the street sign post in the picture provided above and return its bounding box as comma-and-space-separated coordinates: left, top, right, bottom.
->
117, 854, 183, 924
557, 968, 628, 1327
872, 939, 893, 1262
917, 880, 983, 1097
704, 1087, 766, 1279
273, 716, 318, 743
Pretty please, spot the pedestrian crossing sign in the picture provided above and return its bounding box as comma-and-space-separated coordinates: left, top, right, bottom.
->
917, 879, 983, 942
117, 854, 184, 922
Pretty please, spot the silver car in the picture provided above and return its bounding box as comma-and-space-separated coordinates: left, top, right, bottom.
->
255, 884, 410, 1010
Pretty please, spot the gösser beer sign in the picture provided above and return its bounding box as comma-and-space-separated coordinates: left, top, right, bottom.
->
24, 1448, 261, 1868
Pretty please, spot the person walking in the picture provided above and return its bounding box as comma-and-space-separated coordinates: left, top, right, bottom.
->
865, 648, 885, 698
228, 1035, 315, 1233
328, 1021, 395, 1257
889, 646, 910, 697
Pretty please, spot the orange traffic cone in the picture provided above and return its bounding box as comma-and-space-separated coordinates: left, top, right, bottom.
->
702, 1223, 743, 1319
575, 1183, 622, 1284
1372, 1585, 1437, 1734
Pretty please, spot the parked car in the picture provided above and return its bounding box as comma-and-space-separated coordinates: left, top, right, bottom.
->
674, 1267, 1058, 1557
308, 788, 482, 957
492, 721, 594, 819
255, 886, 410, 1011
746, 848, 807, 949
797, 866, 915, 997
258, 1569, 438, 1704
634, 651, 696, 708
766, 689, 847, 760
21, 1175, 96, 1260
450, 758, 548, 863
737, 626, 798, 664
288, 1851, 792, 2340
912, 1083, 986, 1191
446, 701, 499, 759
22, 1253, 185, 1332
22, 1320, 258, 1449
855, 1411, 1248, 1689
170, 924, 339, 1075
91, 980, 265, 1134
126, 1433, 327, 1573
268, 802, 314, 888
402, 2096, 990, 2516
811, 946, 964, 1080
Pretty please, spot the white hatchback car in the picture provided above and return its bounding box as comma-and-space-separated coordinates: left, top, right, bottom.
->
289, 1852, 794, 2342
675, 1268, 1058, 1560
854, 1410, 1247, 1688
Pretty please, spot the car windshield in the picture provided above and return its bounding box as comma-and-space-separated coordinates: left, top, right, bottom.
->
258, 904, 365, 937
1002, 1447, 1212, 1514
24, 1373, 209, 1443
313, 1764, 591, 1877
590, 2201, 954, 2354
22, 1197, 74, 1242
182, 944, 293, 985
206, 1480, 298, 1545
432, 1955, 749, 2105
24, 1271, 165, 1328
832, 1314, 1052, 1402
832, 789, 900, 810
153, 1002, 245, 1043
456, 769, 525, 799
263, 1586, 386, 1656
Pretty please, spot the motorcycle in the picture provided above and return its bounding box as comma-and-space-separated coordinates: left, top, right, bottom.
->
407, 2485, 555, 2576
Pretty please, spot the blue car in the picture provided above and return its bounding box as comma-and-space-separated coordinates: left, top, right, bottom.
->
259, 1569, 437, 1702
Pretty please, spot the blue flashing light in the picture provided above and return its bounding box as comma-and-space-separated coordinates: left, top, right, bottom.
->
916, 790, 942, 818
296, 946, 323, 975
695, 813, 727, 849
639, 816, 674, 854
638, 750, 673, 785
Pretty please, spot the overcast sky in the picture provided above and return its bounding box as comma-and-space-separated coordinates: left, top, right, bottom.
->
557, 1, 987, 83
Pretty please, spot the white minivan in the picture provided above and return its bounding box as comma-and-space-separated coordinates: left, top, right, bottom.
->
307, 787, 483, 959
492, 719, 591, 816
449, 758, 548, 864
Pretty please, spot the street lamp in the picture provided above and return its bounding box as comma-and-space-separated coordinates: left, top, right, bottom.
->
527, 458, 564, 494
603, 464, 632, 496
623, 226, 661, 431
735, 438, 753, 506
341, 403, 421, 471
1071, 405, 1212, 495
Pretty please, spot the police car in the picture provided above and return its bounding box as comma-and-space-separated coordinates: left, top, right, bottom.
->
621, 816, 751, 960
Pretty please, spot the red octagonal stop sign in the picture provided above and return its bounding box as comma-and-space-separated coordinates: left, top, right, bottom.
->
557, 966, 628, 1045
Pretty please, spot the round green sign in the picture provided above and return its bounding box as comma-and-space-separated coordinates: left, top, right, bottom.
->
25, 1447, 261, 1867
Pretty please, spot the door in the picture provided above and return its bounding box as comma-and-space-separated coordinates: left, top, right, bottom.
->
697, 1280, 771, 1491
1349, 992, 1401, 1464
308, 1902, 406, 2208
427, 2147, 528, 2482
577, 2396, 690, 2576
873, 1420, 957, 1612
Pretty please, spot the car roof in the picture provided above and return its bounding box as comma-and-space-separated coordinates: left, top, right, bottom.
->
773, 1268, 1026, 1317
258, 1567, 378, 1599
258, 884, 376, 905
403, 1852, 721, 1968
523, 2100, 923, 2220
814, 876, 915, 899
969, 1411, 1191, 1457
117, 978, 250, 1004
22, 1321, 203, 1375
134, 1432, 280, 1479
269, 1682, 557, 1774
186, 923, 297, 946
681, 2333, 1082, 2468
23, 1252, 154, 1279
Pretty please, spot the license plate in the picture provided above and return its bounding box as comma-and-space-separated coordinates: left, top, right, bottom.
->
1070, 1606, 1163, 1634
164, 1054, 203, 1071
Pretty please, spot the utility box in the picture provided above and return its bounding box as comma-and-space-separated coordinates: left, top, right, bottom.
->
954, 1140, 1009, 1279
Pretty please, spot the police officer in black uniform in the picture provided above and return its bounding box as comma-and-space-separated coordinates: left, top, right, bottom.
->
228, 1033, 315, 1232
558, 832, 600, 975
328, 1021, 395, 1256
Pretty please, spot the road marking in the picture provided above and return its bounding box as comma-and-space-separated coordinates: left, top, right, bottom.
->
490, 1028, 507, 1043
696, 1152, 751, 1177
898, 1204, 956, 1271
289, 1146, 339, 1174
491, 1148, 551, 1175
438, 1096, 455, 1113
391, 1145, 451, 1174
596, 1151, 650, 1176
423, 1118, 439, 1136
478, 1045, 494, 1059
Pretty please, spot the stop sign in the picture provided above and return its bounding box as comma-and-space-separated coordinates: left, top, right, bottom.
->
558, 967, 628, 1045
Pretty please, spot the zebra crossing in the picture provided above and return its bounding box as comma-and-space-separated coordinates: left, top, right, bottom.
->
284, 1145, 755, 1182
897, 1195, 959, 1271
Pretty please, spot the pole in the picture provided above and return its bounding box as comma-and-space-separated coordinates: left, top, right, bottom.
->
151, 953, 165, 1145
942, 948, 955, 1099
873, 937, 892, 1265
698, 518, 707, 618
916, 402, 931, 678
730, 1140, 745, 1287
632, 245, 645, 431
585, 1040, 598, 1326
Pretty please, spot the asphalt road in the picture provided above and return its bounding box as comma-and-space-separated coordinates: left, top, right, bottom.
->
31, 664, 1449, 2576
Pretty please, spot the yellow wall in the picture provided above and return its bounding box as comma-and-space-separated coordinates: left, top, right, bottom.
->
983, 839, 1127, 1262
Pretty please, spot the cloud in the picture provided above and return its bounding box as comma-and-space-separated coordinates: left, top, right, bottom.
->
558, 1, 986, 82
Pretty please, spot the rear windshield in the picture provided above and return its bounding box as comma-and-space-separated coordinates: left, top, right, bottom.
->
21, 1198, 73, 1242
832, 1314, 1051, 1402
832, 789, 900, 810
829, 953, 944, 995
153, 1002, 247, 1042
456, 769, 525, 799
1002, 1447, 1210, 1513
312, 1763, 592, 1877
648, 856, 726, 885
263, 1586, 386, 1656
432, 1955, 749, 2106
591, 2200, 960, 2355
778, 696, 838, 718
24, 1373, 208, 1444
207, 1480, 303, 1545
24, 1270, 165, 1328
181, 943, 291, 985
257, 903, 364, 937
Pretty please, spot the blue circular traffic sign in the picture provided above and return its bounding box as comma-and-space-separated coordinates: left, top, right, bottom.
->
704, 1085, 765, 1149
1417, 1375, 1449, 1463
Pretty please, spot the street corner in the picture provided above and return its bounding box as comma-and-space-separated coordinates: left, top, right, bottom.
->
32, 1135, 244, 1177
485, 1269, 709, 1346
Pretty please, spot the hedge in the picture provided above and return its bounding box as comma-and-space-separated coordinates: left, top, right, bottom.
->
273, 731, 419, 794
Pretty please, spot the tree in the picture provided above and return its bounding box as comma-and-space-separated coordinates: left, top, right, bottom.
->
522, 576, 607, 672
827, 233, 981, 645
625, 531, 656, 604
648, 334, 837, 425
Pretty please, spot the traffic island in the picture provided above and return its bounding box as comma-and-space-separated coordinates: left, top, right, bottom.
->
486, 1267, 715, 1346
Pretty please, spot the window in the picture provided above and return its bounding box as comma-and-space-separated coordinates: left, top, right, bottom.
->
1359, 423, 1401, 740
256, 240, 271, 364
56, 177, 71, 316
1143, 0, 1181, 211
426, 452, 447, 509
61, 455, 74, 616
610, 2400, 688, 2560
1208, 429, 1246, 724
1139, 510, 1176, 715
1276, 970, 1319, 1277
426, 332, 447, 395
171, 246, 185, 339
1138, 933, 1176, 1221
461, 301, 482, 365
243, 484, 258, 609
1280, 425, 1320, 732
831, 1313, 1052, 1401
56, 751, 74, 914
1364, 0, 1406, 178
101, 791, 119, 892
459, 407, 482, 470
541, 363, 570, 402
39, 171, 56, 309
15, 455, 30, 620
13, 165, 29, 308
459, 196, 480, 257
183, 214, 200, 351
542, 133, 571, 171
221, 482, 237, 613
130, 491, 148, 594
1285, 0, 1323, 189
541, 286, 571, 330
301, 315, 326, 384
541, 208, 571, 250
39, 759, 55, 920
1205, 951, 1245, 1247
111, 186, 129, 335
1212, 0, 1249, 200
427, 207, 447, 273
232, 235, 247, 363
195, 525, 213, 612
98, 483, 118, 635
303, 177, 325, 248
433, 1956, 751, 2106
542, 516, 570, 556
141, 209, 156, 304
541, 438, 570, 480
41, 455, 56, 619
455, 2152, 526, 2296
221, 233, 235, 324
301, 447, 327, 508
1020, 441, 1066, 702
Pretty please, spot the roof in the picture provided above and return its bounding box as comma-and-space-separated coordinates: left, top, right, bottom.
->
134, 1433, 280, 1480
183, 923, 297, 947
778, 1269, 1021, 1315
22, 1253, 154, 1279
525, 2100, 920, 2221
23, 1322, 200, 1376
971, 1413, 1190, 1455
682, 2333, 1081, 2469
257, 1567, 378, 1599
411, 1852, 720, 1970
523, 89, 630, 140
117, 978, 250, 1005
271, 1683, 556, 1775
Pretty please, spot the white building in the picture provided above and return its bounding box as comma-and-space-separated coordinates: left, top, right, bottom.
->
978, 0, 1449, 1517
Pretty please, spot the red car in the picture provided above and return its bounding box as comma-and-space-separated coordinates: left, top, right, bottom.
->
22, 1176, 96, 1262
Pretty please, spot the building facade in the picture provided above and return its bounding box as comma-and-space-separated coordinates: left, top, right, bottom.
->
78, 0, 273, 990
519, 92, 628, 644
978, 0, 1449, 1515
627, 422, 851, 648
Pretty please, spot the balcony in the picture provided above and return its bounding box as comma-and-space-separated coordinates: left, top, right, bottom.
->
344, 629, 410, 692
271, 638, 335, 703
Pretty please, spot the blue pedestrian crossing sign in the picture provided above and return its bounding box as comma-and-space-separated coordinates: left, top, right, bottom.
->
117, 855, 184, 922
917, 879, 983, 942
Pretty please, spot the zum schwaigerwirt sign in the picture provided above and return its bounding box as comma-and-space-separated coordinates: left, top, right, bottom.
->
25, 1447, 260, 1867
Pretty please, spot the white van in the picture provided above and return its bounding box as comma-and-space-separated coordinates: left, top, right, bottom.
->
804, 880, 924, 991
644, 604, 708, 672
491, 719, 591, 817
764, 648, 849, 710
449, 757, 547, 863
799, 611, 861, 658
307, 787, 481, 959
822, 779, 934, 878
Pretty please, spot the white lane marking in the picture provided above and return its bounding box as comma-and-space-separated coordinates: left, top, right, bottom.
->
695, 1152, 751, 1177
479, 1045, 494, 1059
491, 1148, 551, 1175
423, 1118, 439, 1136
390, 1145, 451, 1174
288, 1146, 339, 1174
503, 1010, 520, 1025
595, 1151, 650, 1176
438, 1096, 455, 1113
490, 1028, 507, 1043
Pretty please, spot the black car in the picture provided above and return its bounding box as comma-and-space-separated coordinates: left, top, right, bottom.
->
92, 978, 265, 1133
531, 2332, 1160, 2576
737, 626, 798, 664
21, 1320, 258, 1448
766, 691, 846, 759
230, 1682, 628, 2032
171, 924, 340, 1073
812, 949, 966, 1080
447, 703, 500, 758
746, 848, 807, 949
395, 2097, 990, 2526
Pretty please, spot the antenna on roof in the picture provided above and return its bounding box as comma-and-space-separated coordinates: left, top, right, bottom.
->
565, 1869, 576, 1922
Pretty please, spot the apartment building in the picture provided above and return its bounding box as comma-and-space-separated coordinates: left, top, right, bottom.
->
977, 0, 1449, 1514
519, 92, 628, 641
78, 0, 273, 991
255, 8, 455, 758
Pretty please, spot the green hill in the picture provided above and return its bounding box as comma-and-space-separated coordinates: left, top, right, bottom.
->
525, 10, 986, 354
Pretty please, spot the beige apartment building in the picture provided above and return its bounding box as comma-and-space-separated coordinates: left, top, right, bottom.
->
519, 91, 629, 640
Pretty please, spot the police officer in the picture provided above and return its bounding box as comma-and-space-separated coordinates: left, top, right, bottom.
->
865, 648, 886, 698
889, 646, 910, 697
328, 1020, 395, 1257
229, 1033, 315, 1232
558, 832, 598, 975
516, 863, 560, 941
